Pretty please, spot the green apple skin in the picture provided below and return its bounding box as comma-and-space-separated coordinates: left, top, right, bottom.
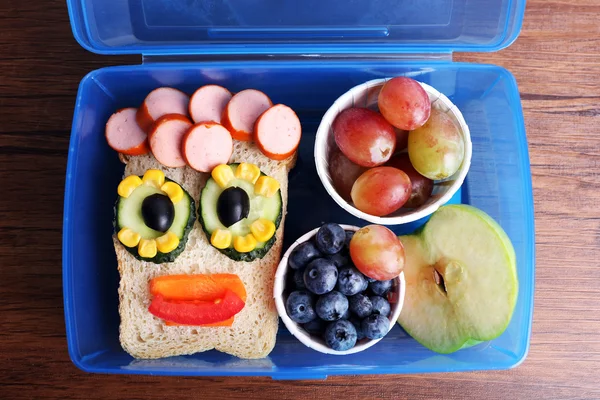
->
397, 204, 518, 354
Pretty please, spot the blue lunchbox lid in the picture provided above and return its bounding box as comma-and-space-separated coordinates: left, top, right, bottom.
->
66, 0, 526, 56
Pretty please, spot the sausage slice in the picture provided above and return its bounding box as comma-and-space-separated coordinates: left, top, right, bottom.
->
137, 87, 189, 132
255, 104, 301, 161
105, 108, 149, 155
189, 85, 232, 124
148, 114, 193, 168
222, 89, 272, 142
182, 122, 233, 172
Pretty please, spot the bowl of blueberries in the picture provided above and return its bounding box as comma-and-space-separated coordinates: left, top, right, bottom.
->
274, 222, 405, 354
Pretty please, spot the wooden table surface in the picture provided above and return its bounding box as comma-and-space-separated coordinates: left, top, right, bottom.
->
1, 0, 599, 398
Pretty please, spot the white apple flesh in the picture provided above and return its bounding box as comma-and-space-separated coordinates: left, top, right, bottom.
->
397, 204, 518, 354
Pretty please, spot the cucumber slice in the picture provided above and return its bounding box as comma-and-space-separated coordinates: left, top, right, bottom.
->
114, 178, 195, 264
199, 164, 283, 262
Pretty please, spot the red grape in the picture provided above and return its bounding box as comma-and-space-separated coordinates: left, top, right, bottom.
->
350, 167, 411, 216
386, 153, 434, 208
328, 147, 367, 201
350, 225, 405, 281
395, 128, 409, 151
333, 108, 396, 167
378, 77, 431, 131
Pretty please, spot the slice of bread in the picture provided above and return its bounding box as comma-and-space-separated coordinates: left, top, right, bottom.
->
116, 141, 295, 359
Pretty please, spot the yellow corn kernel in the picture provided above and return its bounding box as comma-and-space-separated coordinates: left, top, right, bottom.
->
250, 219, 276, 242
235, 163, 261, 184
160, 182, 184, 204
156, 231, 180, 253
138, 238, 157, 258
254, 176, 280, 198
211, 164, 235, 188
117, 227, 141, 248
211, 229, 232, 250
233, 234, 257, 253
142, 169, 165, 188
117, 175, 143, 198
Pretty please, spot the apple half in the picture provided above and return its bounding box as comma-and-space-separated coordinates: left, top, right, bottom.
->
398, 204, 518, 354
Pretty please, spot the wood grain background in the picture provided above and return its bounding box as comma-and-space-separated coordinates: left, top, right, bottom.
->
1, 0, 599, 398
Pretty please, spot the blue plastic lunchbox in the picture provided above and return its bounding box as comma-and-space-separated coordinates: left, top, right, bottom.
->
63, 0, 534, 378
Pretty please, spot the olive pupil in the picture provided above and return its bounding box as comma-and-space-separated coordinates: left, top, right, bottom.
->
216, 187, 250, 228
141, 193, 174, 233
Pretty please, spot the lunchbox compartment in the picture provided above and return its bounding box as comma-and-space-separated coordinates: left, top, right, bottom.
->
63, 60, 533, 377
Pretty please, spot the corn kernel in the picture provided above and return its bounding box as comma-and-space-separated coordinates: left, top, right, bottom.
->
160, 182, 184, 204
156, 231, 180, 253
117, 175, 143, 198
235, 163, 261, 184
117, 227, 141, 247
211, 164, 234, 188
250, 219, 276, 242
211, 229, 232, 250
254, 176, 280, 198
138, 238, 157, 258
233, 234, 257, 253
142, 169, 165, 188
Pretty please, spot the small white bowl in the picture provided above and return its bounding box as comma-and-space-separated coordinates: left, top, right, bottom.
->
273, 225, 406, 355
314, 78, 472, 226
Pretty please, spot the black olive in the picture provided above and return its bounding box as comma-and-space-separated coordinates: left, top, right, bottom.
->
141, 193, 175, 232
217, 187, 250, 228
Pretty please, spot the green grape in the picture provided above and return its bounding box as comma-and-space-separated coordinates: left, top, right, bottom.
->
408, 109, 464, 180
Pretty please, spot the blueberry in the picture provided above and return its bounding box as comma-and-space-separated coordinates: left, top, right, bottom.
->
316, 291, 349, 321
325, 319, 357, 351
349, 316, 366, 340
327, 252, 349, 268
289, 241, 322, 270
362, 314, 390, 340
336, 266, 367, 296
285, 291, 316, 324
369, 279, 393, 296
344, 230, 354, 248
315, 223, 346, 255
341, 307, 351, 320
370, 296, 391, 317
304, 258, 338, 295
349, 293, 373, 318
302, 318, 327, 336
360, 276, 369, 292
293, 268, 306, 289
366, 276, 377, 283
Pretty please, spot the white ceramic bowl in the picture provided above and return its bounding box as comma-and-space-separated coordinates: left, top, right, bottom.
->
314, 78, 472, 225
273, 225, 405, 355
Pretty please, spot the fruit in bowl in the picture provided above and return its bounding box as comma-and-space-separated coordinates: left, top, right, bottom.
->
332, 108, 396, 167
321, 76, 470, 222
350, 167, 412, 216
275, 223, 405, 354
386, 153, 433, 209
408, 108, 465, 180
378, 76, 431, 131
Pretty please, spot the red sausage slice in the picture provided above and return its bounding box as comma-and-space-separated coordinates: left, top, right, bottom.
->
105, 108, 149, 156
222, 89, 272, 142
148, 114, 193, 168
182, 122, 233, 172
255, 104, 301, 161
189, 85, 233, 124
137, 87, 189, 133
